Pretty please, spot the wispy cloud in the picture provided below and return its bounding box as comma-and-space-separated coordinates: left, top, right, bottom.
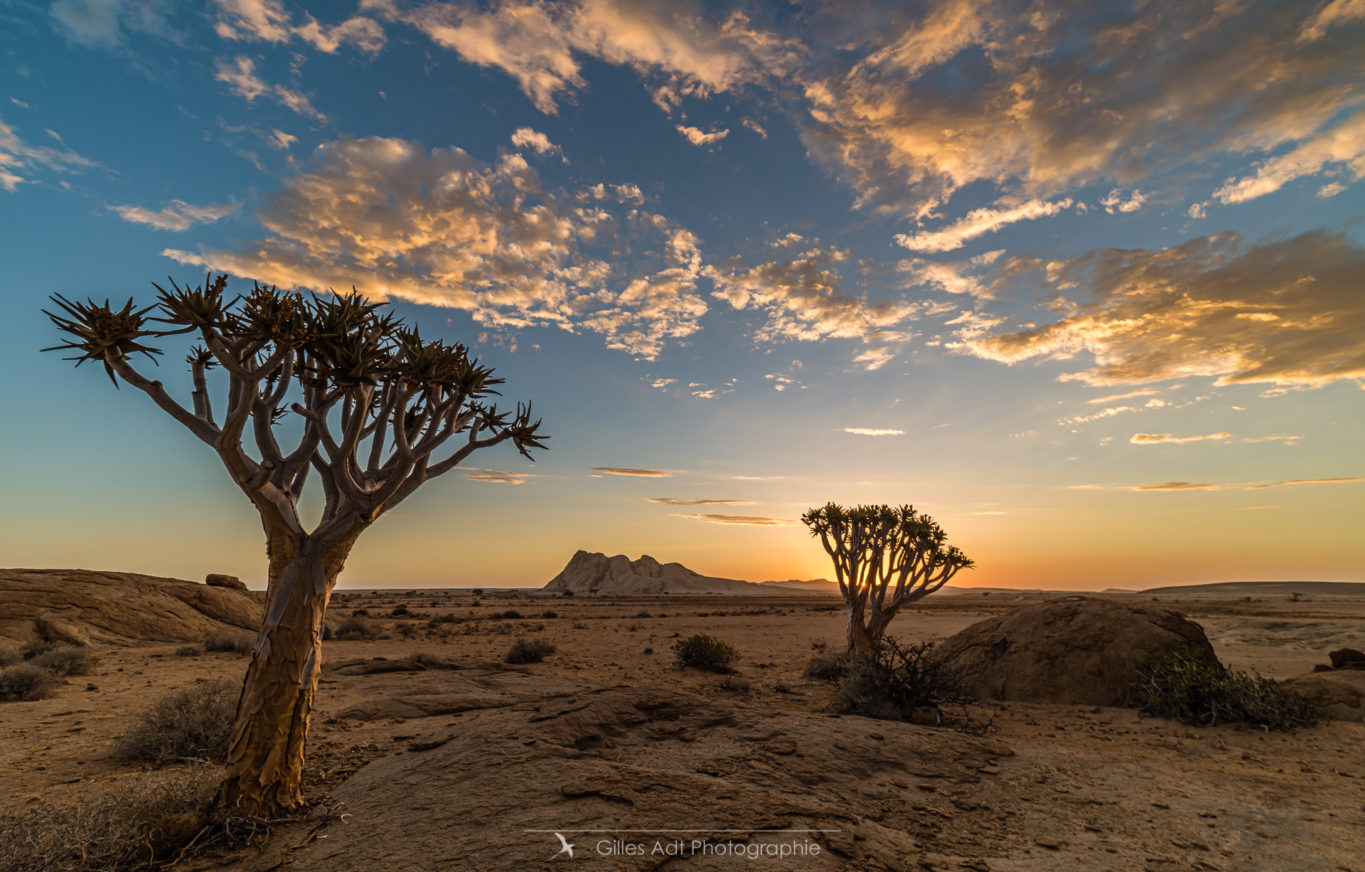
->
465, 468, 534, 484
213, 0, 384, 53
403, 0, 796, 115
593, 467, 671, 477
643, 498, 754, 506
1102, 476, 1364, 492
0, 116, 97, 192
214, 56, 326, 121
110, 199, 238, 231
958, 230, 1365, 389
844, 427, 904, 437
894, 198, 1072, 253
1130, 432, 1231, 445
673, 513, 794, 526
1213, 113, 1365, 205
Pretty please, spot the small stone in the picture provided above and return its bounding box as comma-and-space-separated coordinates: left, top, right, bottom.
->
1034, 837, 1060, 850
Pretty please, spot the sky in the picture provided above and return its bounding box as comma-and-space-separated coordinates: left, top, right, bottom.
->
0, 0, 1362, 591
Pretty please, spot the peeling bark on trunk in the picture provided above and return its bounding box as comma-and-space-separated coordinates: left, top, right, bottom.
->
219, 527, 359, 816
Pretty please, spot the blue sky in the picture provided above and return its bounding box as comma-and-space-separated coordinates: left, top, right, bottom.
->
1, 0, 1362, 589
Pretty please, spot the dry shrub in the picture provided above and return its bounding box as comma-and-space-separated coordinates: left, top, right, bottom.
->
335, 615, 378, 640
836, 640, 975, 727
806, 652, 851, 682
29, 644, 98, 676
673, 633, 739, 673
0, 644, 21, 667
0, 766, 220, 872
491, 609, 524, 620
117, 680, 237, 764
1, 664, 60, 701
204, 632, 252, 654
506, 637, 556, 664
174, 645, 205, 657
1137, 648, 1319, 731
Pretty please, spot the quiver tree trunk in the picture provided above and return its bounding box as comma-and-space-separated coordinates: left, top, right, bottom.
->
46, 279, 547, 820
219, 528, 359, 815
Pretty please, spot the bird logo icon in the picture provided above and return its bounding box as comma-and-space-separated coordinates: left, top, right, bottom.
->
552, 832, 575, 859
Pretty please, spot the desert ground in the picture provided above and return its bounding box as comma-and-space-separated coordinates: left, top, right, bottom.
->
2, 576, 1364, 871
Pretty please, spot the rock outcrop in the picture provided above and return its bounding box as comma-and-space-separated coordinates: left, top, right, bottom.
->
544, 550, 822, 596
1282, 670, 1365, 722
205, 573, 248, 591
934, 596, 1220, 707
0, 569, 263, 645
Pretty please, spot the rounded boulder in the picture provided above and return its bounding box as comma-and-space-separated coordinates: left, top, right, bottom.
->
934, 596, 1219, 707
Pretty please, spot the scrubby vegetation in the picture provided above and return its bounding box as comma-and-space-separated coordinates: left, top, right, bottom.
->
806, 652, 851, 682
1137, 648, 1319, 731
335, 615, 379, 640
673, 633, 739, 673
0, 664, 60, 701
0, 767, 220, 872
505, 637, 556, 664
116, 680, 237, 764
835, 640, 974, 726
204, 632, 252, 654
29, 644, 98, 676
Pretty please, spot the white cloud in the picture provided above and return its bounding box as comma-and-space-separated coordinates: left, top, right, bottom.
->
1100, 188, 1146, 214
676, 124, 728, 147
510, 127, 562, 156
894, 198, 1072, 253
110, 199, 238, 231
741, 118, 767, 139
843, 427, 904, 436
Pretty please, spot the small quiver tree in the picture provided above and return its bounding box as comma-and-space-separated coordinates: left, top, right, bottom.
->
802, 503, 972, 658
45, 276, 546, 815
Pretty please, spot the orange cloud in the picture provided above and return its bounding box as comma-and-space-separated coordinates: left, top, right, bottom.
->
593, 467, 671, 477
958, 230, 1365, 388
673, 513, 794, 526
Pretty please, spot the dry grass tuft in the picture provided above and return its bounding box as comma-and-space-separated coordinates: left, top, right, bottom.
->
204, 631, 253, 654
506, 637, 556, 664
0, 766, 220, 872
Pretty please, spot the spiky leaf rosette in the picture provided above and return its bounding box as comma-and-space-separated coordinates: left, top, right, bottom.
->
43, 295, 161, 385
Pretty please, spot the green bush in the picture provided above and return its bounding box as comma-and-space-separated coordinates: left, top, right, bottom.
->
505, 638, 556, 664
1136, 648, 1319, 731
0, 665, 60, 701
835, 639, 972, 725
116, 680, 237, 764
30, 644, 98, 676
673, 633, 739, 673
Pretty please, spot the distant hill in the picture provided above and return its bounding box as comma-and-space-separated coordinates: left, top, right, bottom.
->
543, 552, 833, 596
1142, 581, 1365, 597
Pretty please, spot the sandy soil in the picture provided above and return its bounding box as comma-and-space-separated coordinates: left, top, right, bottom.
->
2, 588, 1363, 870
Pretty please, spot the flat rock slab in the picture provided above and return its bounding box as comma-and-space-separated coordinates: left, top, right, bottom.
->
234, 685, 1011, 871
1283, 669, 1365, 721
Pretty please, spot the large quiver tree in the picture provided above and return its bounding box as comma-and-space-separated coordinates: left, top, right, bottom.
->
45, 276, 546, 814
802, 503, 972, 658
